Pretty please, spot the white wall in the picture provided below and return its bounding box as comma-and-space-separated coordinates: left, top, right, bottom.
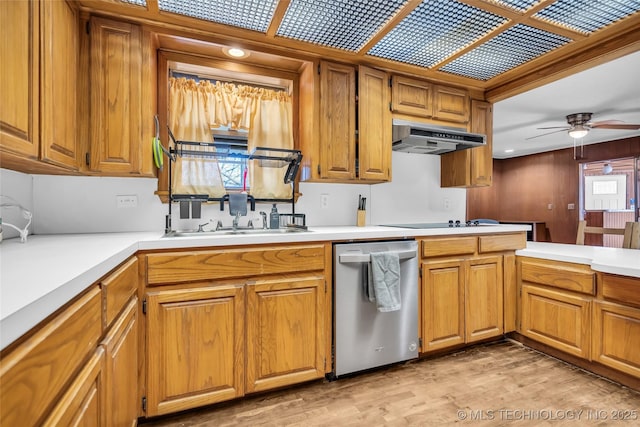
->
0, 169, 34, 239
0, 151, 466, 235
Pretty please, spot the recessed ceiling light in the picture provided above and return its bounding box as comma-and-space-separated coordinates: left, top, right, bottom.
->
223, 47, 249, 59
505, 149, 514, 153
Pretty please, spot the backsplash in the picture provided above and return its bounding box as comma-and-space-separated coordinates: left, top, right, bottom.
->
0, 152, 465, 236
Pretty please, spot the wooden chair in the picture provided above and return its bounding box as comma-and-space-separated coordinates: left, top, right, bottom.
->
576, 220, 640, 249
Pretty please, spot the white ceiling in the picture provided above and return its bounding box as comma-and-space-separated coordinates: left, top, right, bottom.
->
493, 50, 640, 159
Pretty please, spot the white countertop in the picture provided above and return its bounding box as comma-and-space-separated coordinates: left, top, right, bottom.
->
2, 224, 637, 350
516, 242, 640, 278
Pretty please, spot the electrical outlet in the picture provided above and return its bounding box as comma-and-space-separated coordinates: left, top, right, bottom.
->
116, 195, 138, 208
568, 203, 575, 210
547, 203, 553, 210
443, 198, 451, 210
320, 194, 329, 209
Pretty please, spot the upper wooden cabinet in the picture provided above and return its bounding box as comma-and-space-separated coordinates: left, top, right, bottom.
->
0, 0, 80, 173
432, 85, 469, 123
88, 16, 143, 175
391, 76, 432, 118
441, 100, 493, 188
309, 61, 391, 183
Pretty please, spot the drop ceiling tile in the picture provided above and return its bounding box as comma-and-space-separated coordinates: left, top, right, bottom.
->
119, 0, 147, 6
534, 0, 640, 34
367, 0, 507, 68
276, 0, 407, 52
486, 0, 540, 13
440, 24, 570, 80
158, 0, 279, 32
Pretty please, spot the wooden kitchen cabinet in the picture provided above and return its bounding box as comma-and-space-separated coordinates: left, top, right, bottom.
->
314, 61, 390, 182
441, 100, 493, 187
432, 85, 470, 123
246, 275, 326, 393
592, 301, 640, 378
88, 16, 143, 175
1, 0, 80, 173
420, 235, 520, 353
421, 259, 466, 351
319, 60, 356, 180
391, 75, 432, 117
42, 348, 107, 427
0, 0, 40, 163
101, 297, 139, 427
145, 285, 245, 416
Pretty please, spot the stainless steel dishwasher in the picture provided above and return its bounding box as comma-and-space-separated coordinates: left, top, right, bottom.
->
333, 240, 419, 377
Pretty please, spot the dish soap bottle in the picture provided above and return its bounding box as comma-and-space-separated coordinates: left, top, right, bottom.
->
269, 204, 280, 229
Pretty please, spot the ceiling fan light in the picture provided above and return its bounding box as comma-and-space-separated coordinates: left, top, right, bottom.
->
569, 125, 589, 139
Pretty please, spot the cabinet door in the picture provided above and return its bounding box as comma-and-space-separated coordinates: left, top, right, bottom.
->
101, 298, 138, 427
391, 75, 432, 117
440, 100, 492, 188
40, 0, 79, 169
146, 285, 244, 416
521, 284, 591, 359
319, 61, 355, 180
89, 17, 142, 174
358, 65, 391, 182
592, 301, 640, 378
421, 259, 465, 352
0, 0, 39, 159
468, 100, 492, 186
43, 348, 106, 427
466, 256, 503, 342
246, 275, 326, 393
432, 85, 469, 123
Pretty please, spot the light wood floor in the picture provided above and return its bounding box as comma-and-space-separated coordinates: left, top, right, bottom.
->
142, 340, 640, 426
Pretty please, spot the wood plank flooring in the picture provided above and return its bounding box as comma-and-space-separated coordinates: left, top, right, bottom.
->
141, 340, 640, 426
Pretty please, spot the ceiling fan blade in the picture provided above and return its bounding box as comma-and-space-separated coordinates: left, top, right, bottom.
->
526, 128, 568, 140
536, 126, 571, 130
591, 123, 640, 130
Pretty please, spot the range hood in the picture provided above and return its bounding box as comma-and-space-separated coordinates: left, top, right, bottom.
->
392, 119, 486, 155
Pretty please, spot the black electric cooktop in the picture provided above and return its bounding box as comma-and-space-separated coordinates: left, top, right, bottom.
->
382, 220, 486, 229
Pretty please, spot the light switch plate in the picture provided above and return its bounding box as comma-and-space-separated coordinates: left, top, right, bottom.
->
116, 195, 138, 208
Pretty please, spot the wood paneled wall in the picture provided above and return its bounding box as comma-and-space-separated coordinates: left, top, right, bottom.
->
467, 136, 640, 244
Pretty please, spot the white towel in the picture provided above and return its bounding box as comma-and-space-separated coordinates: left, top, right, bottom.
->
367, 251, 401, 312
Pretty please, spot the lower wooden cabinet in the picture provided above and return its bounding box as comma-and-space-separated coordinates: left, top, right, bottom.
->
592, 301, 640, 377
42, 348, 106, 426
520, 284, 591, 359
101, 297, 138, 427
421, 255, 503, 352
145, 285, 245, 417
246, 276, 326, 393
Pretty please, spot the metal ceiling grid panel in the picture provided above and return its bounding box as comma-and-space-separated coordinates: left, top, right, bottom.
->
276, 0, 408, 52
120, 0, 147, 5
534, 0, 640, 34
367, 0, 507, 68
440, 24, 570, 80
487, 0, 540, 12
158, 0, 279, 32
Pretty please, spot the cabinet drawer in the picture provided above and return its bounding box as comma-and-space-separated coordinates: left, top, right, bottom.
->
147, 244, 326, 285
101, 257, 138, 328
0, 286, 102, 427
478, 233, 526, 253
601, 274, 640, 308
421, 237, 476, 258
519, 257, 595, 295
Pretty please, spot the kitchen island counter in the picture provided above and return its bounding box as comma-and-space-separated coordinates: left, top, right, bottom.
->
0, 224, 524, 350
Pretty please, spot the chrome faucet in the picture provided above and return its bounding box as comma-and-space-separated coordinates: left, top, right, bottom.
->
215, 220, 223, 231
232, 212, 242, 230
259, 211, 267, 229
197, 222, 209, 232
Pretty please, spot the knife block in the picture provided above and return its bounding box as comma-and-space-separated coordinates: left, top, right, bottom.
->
356, 210, 366, 227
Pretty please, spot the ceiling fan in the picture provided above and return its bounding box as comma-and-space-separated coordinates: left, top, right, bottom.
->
527, 112, 640, 140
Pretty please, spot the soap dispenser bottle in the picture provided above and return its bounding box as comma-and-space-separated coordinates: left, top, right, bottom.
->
269, 204, 280, 229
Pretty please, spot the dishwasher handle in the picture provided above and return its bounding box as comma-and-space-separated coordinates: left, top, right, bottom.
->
338, 250, 417, 264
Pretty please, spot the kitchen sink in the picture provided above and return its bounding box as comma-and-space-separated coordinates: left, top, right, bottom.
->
163, 227, 310, 238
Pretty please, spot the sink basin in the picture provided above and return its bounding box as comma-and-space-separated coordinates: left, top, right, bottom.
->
163, 227, 310, 238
